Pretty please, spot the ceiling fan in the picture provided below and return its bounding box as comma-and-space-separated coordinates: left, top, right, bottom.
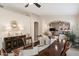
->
25, 3, 41, 8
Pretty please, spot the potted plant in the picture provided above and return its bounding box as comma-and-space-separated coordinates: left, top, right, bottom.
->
64, 31, 76, 45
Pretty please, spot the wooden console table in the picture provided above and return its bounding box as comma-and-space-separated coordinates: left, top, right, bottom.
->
4, 35, 33, 53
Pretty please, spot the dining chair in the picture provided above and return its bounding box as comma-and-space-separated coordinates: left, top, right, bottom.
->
12, 48, 21, 56
1, 48, 8, 56
60, 40, 72, 56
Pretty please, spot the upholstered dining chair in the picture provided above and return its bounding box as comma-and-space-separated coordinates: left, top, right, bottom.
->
1, 48, 8, 56
12, 48, 21, 56
60, 40, 72, 56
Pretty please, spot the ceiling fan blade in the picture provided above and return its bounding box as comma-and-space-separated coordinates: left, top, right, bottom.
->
34, 3, 41, 8
25, 3, 29, 7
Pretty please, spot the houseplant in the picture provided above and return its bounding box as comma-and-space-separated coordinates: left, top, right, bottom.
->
64, 31, 76, 45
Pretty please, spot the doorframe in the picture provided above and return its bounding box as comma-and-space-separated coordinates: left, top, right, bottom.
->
34, 22, 39, 42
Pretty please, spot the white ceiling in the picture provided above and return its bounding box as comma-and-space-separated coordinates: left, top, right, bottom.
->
1, 3, 79, 16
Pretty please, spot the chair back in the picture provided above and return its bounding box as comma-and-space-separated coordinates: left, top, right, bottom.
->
12, 48, 20, 56
60, 40, 71, 56
1, 48, 8, 56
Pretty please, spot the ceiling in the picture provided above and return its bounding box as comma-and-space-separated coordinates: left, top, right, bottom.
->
0, 3, 79, 16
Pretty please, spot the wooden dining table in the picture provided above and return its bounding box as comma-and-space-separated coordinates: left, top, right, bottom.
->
36, 40, 64, 56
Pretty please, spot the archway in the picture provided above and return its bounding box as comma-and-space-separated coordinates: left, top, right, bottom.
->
48, 21, 70, 34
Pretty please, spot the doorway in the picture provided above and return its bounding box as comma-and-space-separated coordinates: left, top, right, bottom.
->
34, 22, 39, 42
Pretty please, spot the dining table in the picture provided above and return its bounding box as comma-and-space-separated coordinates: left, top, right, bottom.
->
37, 39, 64, 56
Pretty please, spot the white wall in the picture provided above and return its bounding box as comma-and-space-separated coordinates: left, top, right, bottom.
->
39, 15, 79, 37
0, 8, 31, 35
